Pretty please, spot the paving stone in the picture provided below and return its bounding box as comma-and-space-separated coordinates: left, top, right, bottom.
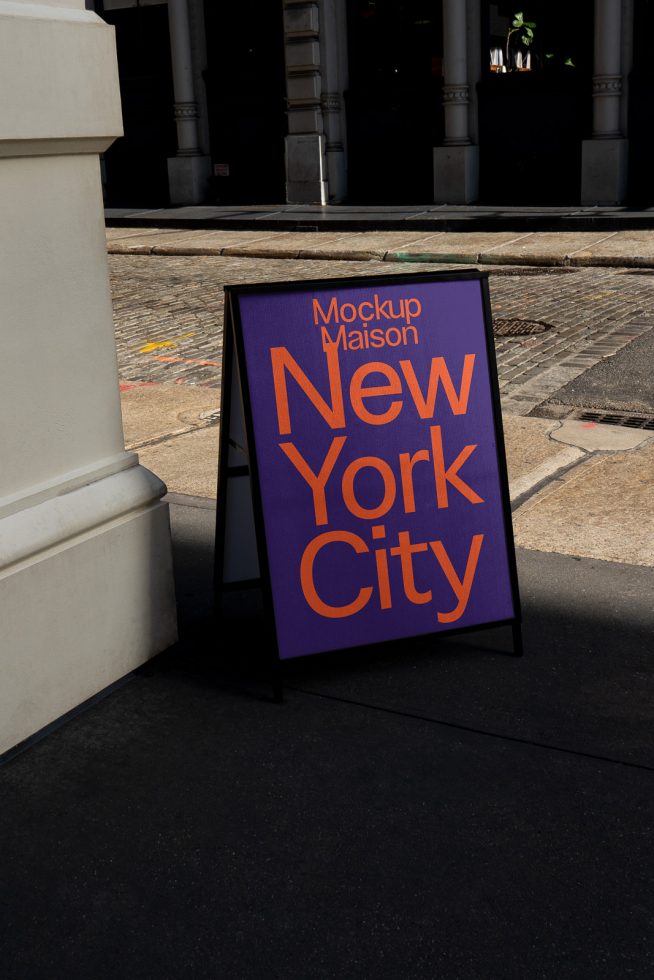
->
121, 384, 219, 448
551, 419, 653, 452
394, 231, 533, 259
137, 426, 220, 499
306, 231, 442, 255
222, 231, 353, 257
512, 441, 654, 566
571, 231, 654, 261
481, 232, 619, 264
502, 416, 586, 501
109, 257, 654, 413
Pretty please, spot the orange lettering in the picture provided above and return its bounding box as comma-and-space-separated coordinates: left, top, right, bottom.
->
279, 436, 346, 526
400, 354, 475, 419
371, 525, 392, 609
350, 362, 402, 426
300, 531, 372, 618
399, 449, 430, 514
342, 456, 397, 520
430, 534, 484, 623
312, 296, 339, 325
430, 425, 484, 508
271, 343, 345, 436
390, 531, 431, 605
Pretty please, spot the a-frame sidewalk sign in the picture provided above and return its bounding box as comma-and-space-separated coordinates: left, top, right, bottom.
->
215, 270, 522, 696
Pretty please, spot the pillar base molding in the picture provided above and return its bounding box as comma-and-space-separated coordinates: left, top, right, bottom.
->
434, 144, 479, 204
0, 463, 177, 755
581, 138, 628, 205
285, 134, 327, 204
0, 2, 178, 760
167, 153, 211, 205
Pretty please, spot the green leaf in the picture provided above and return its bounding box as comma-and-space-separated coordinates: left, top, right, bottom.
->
524, 20, 536, 28
564, 57, 576, 67
545, 52, 554, 59
522, 36, 532, 46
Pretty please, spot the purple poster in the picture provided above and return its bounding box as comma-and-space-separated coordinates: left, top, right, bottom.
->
229, 273, 517, 660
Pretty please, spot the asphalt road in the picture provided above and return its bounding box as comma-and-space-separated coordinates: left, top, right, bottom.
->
546, 321, 654, 415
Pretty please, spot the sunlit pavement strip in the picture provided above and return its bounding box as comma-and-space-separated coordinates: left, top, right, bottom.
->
110, 249, 654, 568
119, 382, 654, 568
512, 438, 654, 567
106, 228, 654, 267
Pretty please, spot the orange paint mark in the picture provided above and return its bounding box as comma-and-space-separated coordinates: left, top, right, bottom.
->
119, 382, 160, 392
581, 422, 597, 429
139, 331, 195, 354
152, 355, 221, 367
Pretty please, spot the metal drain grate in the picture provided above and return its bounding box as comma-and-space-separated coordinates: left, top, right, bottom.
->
571, 409, 654, 430
493, 318, 552, 336
490, 267, 576, 277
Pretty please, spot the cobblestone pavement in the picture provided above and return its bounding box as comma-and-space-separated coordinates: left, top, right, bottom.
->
110, 255, 654, 417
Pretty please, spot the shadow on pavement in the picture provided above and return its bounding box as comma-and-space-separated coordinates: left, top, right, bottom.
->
1, 494, 653, 978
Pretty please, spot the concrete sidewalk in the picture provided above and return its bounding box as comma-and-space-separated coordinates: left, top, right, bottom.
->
2, 480, 654, 978
106, 225, 654, 269
120, 384, 654, 569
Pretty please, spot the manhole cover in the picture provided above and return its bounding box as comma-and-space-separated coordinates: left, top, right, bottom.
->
493, 318, 552, 336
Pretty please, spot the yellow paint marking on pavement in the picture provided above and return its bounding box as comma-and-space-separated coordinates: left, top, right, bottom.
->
139, 331, 195, 354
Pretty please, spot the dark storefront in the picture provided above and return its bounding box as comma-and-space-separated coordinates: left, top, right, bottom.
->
345, 0, 444, 203
478, 1, 594, 204
97, 1, 650, 209
203, 2, 287, 204
101, 3, 176, 207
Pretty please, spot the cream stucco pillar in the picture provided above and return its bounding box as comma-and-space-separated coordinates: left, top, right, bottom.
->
0, 0, 177, 756
167, 0, 211, 204
434, 0, 479, 204
581, 0, 630, 204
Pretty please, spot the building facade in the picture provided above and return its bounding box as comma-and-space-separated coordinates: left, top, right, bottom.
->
93, 0, 651, 208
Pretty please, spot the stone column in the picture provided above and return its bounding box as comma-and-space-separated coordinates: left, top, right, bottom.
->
319, 0, 348, 202
283, 0, 328, 204
167, 0, 211, 204
0, 0, 177, 755
581, 0, 629, 204
434, 0, 479, 203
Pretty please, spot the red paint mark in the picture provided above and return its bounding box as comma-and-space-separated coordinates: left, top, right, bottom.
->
120, 382, 160, 392
581, 422, 597, 429
152, 355, 221, 367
